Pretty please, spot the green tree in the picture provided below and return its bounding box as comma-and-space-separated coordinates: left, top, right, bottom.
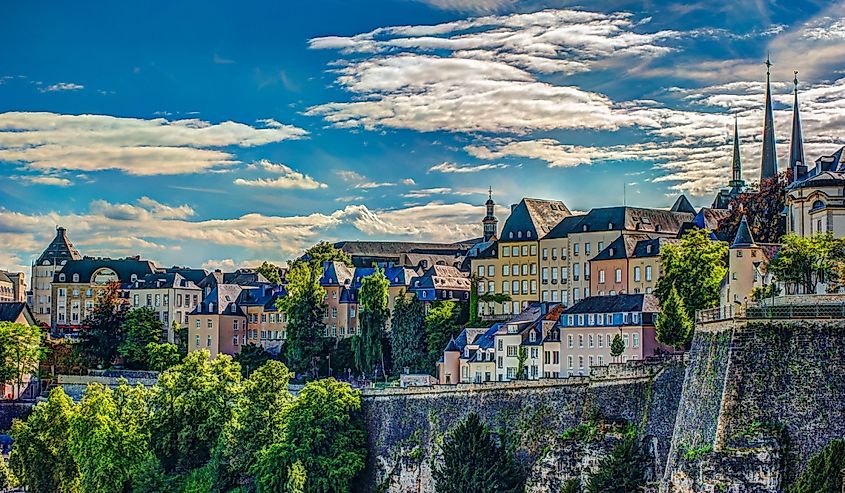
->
584, 436, 650, 493
174, 322, 188, 358
768, 233, 845, 294
118, 307, 163, 369
9, 388, 80, 493
0, 321, 43, 398
751, 283, 782, 302
433, 413, 525, 493
148, 350, 242, 474
67, 383, 154, 493
425, 301, 461, 373
0, 455, 17, 491
296, 241, 352, 270
256, 261, 284, 284
252, 378, 366, 493
516, 347, 528, 380
145, 342, 181, 372
610, 334, 624, 362
389, 292, 427, 375
233, 343, 272, 378
655, 228, 728, 321
656, 286, 693, 350
788, 439, 845, 493
79, 282, 127, 368
211, 360, 294, 491
356, 268, 389, 377
278, 261, 326, 378
285, 461, 307, 493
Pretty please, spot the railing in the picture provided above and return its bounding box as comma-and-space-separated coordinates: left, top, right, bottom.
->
697, 300, 845, 324
696, 305, 744, 324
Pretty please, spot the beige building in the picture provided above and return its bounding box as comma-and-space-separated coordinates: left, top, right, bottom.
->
722, 216, 778, 304
0, 271, 26, 303
128, 272, 203, 343
187, 284, 247, 358
31, 226, 82, 326
786, 148, 845, 238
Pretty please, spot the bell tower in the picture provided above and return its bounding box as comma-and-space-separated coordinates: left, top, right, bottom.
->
483, 187, 498, 242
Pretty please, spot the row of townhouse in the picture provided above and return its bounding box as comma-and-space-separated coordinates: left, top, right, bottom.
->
471, 196, 728, 319
439, 294, 671, 384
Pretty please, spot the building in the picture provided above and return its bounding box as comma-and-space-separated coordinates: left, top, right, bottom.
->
589, 235, 678, 296
492, 303, 553, 381
51, 256, 157, 331
538, 215, 584, 307
31, 226, 82, 326
239, 284, 287, 355
482, 187, 499, 242
712, 119, 749, 209
409, 265, 470, 305
438, 325, 498, 384
0, 271, 26, 303
559, 294, 666, 377
127, 272, 203, 343
722, 216, 779, 304
334, 240, 477, 270
0, 302, 37, 326
187, 283, 247, 358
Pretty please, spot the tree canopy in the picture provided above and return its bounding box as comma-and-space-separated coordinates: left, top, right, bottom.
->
389, 291, 427, 375
717, 172, 789, 244
585, 435, 650, 493
0, 321, 43, 398
434, 413, 525, 493
655, 285, 693, 350
79, 282, 127, 368
355, 268, 389, 376
768, 233, 845, 294
233, 343, 272, 378
256, 261, 284, 284
118, 307, 163, 369
425, 301, 461, 373
278, 261, 326, 378
655, 228, 728, 321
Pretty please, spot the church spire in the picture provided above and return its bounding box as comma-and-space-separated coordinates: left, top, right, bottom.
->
482, 187, 498, 242
729, 116, 745, 188
789, 70, 806, 182
760, 56, 778, 181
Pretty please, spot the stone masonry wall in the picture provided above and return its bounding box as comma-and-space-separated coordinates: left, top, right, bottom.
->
361, 362, 685, 493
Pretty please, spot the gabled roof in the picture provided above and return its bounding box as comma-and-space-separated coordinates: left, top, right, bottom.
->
0, 302, 35, 325
36, 226, 82, 265
546, 214, 586, 239
413, 265, 470, 291
591, 234, 651, 261
564, 294, 660, 315
631, 237, 678, 258
320, 261, 355, 286
164, 267, 208, 285
670, 195, 696, 214
129, 272, 201, 290
193, 284, 246, 315
198, 269, 269, 289
500, 198, 571, 241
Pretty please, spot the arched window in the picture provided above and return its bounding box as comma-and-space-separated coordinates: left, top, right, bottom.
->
509, 232, 514, 239
812, 200, 825, 211
59, 273, 65, 281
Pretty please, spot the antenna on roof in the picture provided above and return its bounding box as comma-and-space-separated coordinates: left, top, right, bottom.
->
623, 182, 627, 206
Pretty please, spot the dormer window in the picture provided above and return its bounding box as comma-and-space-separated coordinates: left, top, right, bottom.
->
509, 232, 514, 239
517, 231, 523, 239
646, 245, 653, 254
130, 274, 138, 282
608, 222, 614, 229
530, 331, 536, 342
609, 248, 615, 256
527, 231, 532, 238
72, 273, 79, 282
582, 225, 588, 232
59, 274, 65, 281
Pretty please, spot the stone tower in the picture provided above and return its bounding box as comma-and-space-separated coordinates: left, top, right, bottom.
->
31, 226, 81, 326
482, 187, 498, 242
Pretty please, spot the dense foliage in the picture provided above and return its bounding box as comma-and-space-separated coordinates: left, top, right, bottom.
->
279, 261, 326, 378
255, 261, 284, 284
768, 233, 845, 294
584, 436, 650, 493
424, 301, 461, 371
610, 334, 624, 361
0, 321, 43, 397
656, 285, 693, 350
9, 352, 366, 493
655, 228, 727, 321
118, 306, 163, 369
389, 291, 427, 374
355, 268, 389, 376
434, 413, 525, 493
717, 171, 789, 244
788, 439, 845, 493
79, 282, 127, 368
233, 343, 272, 377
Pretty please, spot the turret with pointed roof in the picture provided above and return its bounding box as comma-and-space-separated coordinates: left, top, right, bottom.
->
732, 215, 756, 248
760, 57, 778, 181
36, 226, 82, 265
789, 71, 806, 182
482, 187, 498, 242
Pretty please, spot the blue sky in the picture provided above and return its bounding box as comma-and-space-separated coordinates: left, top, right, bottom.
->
2, 0, 844, 273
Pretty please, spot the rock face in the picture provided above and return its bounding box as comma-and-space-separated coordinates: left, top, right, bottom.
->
663, 319, 845, 492
361, 363, 685, 493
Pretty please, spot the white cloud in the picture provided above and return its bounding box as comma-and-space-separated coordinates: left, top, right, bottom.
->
414, 0, 517, 13
39, 82, 84, 92
234, 160, 328, 189
0, 112, 307, 175
429, 161, 510, 173
16, 175, 73, 187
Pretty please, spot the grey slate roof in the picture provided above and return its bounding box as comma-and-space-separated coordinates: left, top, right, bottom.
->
564, 294, 660, 315
0, 302, 35, 324
570, 207, 693, 235
591, 234, 651, 261
36, 227, 82, 265
500, 198, 572, 241
670, 195, 696, 214
54, 257, 157, 283
546, 214, 586, 239
732, 216, 756, 248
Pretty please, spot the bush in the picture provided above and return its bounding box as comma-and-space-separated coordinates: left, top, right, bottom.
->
789, 439, 845, 493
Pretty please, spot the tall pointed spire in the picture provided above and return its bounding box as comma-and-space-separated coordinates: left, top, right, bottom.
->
732, 215, 756, 248
760, 56, 778, 181
729, 116, 745, 188
789, 70, 806, 182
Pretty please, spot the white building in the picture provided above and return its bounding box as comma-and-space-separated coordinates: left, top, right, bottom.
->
128, 271, 203, 343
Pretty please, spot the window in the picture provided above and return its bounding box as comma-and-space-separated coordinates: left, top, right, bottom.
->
195, 319, 200, 328
530, 263, 537, 275
573, 288, 580, 302
568, 356, 573, 369
598, 333, 604, 347
542, 267, 549, 282
552, 248, 558, 259
598, 241, 604, 251
478, 266, 484, 277
599, 270, 606, 283
579, 356, 584, 369
542, 248, 548, 260
207, 318, 212, 328
530, 280, 537, 294
633, 333, 640, 348
585, 243, 591, 255
503, 264, 510, 276
195, 335, 200, 347
72, 273, 79, 282
512, 246, 519, 257
573, 263, 580, 280
589, 334, 594, 348
521, 264, 528, 276
133, 294, 139, 306
207, 335, 212, 347
623, 334, 629, 348
568, 334, 573, 348
530, 347, 538, 358
512, 280, 519, 294
503, 247, 510, 257
573, 243, 580, 255
487, 265, 495, 277
645, 266, 653, 281
488, 281, 495, 293
615, 268, 622, 283
521, 280, 528, 294
521, 245, 528, 256
507, 345, 518, 357
502, 281, 510, 293
578, 334, 584, 347
634, 266, 641, 282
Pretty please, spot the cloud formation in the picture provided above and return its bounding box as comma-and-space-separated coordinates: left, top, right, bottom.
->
428, 161, 510, 173
234, 160, 328, 189
0, 112, 307, 175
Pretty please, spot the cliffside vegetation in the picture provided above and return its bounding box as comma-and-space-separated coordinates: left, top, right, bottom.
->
788, 439, 845, 493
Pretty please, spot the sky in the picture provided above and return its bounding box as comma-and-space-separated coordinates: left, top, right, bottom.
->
2, 0, 845, 274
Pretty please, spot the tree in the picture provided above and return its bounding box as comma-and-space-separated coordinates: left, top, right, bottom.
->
285, 461, 307, 493
252, 378, 366, 493
212, 360, 294, 491
256, 261, 284, 285
0, 455, 17, 491
390, 292, 427, 375
356, 268, 389, 377
148, 350, 242, 474
233, 343, 272, 378
118, 307, 163, 369
584, 435, 650, 493
278, 261, 326, 378
655, 228, 728, 321
9, 388, 80, 493
655, 286, 693, 350
788, 439, 845, 493
768, 233, 845, 294
174, 322, 188, 358
296, 241, 352, 269
0, 321, 43, 398
425, 301, 461, 372
79, 282, 126, 368
145, 343, 181, 372
610, 334, 624, 362
751, 283, 781, 302
717, 171, 790, 244
67, 383, 155, 493
433, 413, 525, 493
516, 347, 528, 380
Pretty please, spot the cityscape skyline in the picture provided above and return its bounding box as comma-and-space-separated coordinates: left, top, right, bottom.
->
2, 0, 845, 273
